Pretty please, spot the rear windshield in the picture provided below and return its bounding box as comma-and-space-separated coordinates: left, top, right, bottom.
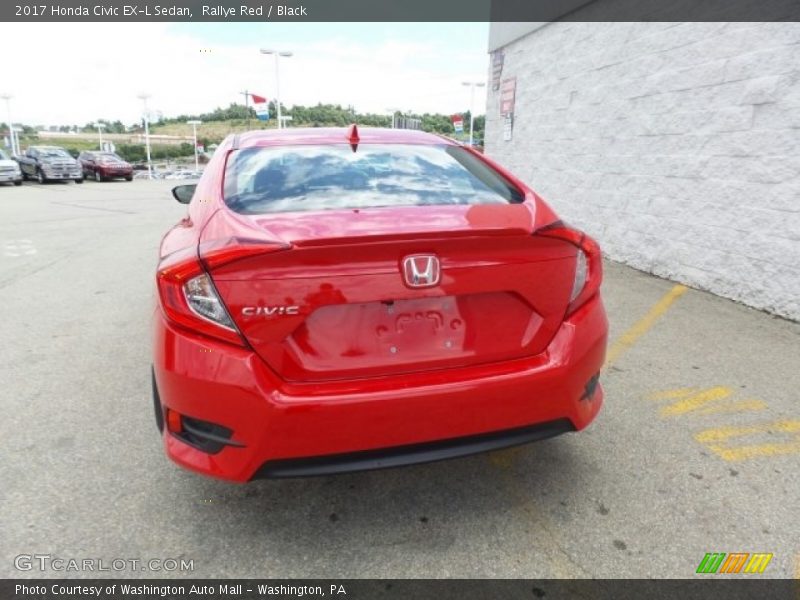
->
223, 143, 524, 214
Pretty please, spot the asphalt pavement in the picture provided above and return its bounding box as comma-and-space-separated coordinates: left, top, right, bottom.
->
1, 179, 798, 578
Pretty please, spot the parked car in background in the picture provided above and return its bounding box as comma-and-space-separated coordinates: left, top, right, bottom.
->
164, 170, 201, 180
77, 151, 134, 182
16, 146, 83, 184
0, 148, 23, 186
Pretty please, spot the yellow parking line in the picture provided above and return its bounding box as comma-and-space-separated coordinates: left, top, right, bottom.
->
695, 420, 800, 461
659, 386, 731, 417
604, 284, 688, 369
648, 388, 700, 400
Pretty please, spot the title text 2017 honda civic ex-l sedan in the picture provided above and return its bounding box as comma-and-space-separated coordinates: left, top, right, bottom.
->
152, 126, 607, 482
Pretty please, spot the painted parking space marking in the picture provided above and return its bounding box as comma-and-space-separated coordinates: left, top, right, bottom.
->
651, 386, 767, 417
3, 239, 36, 257
650, 386, 798, 461
694, 420, 800, 461
604, 284, 688, 369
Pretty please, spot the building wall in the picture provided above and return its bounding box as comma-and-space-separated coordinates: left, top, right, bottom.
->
485, 22, 800, 321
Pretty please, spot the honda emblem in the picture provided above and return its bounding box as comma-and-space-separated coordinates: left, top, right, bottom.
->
402, 255, 441, 288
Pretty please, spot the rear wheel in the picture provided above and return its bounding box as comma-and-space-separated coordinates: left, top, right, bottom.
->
75, 178, 83, 184
14, 180, 22, 186
125, 175, 133, 182
94, 171, 103, 182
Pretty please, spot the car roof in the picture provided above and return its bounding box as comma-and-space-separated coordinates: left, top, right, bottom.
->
235, 126, 455, 149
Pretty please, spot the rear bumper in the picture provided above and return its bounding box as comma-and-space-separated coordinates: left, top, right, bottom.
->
152, 295, 607, 482
99, 168, 133, 177
254, 419, 574, 478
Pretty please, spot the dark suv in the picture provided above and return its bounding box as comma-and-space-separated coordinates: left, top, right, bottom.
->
78, 151, 133, 182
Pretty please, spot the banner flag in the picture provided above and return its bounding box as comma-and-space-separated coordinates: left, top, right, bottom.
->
251, 94, 270, 121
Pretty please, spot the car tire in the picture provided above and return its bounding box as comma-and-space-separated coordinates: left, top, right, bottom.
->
37, 170, 46, 184
94, 171, 103, 182
14, 180, 22, 186
125, 175, 133, 182
21, 171, 28, 181
75, 178, 83, 184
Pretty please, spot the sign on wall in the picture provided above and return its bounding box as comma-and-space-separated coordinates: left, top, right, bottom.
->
491, 51, 504, 90
503, 114, 513, 141
500, 77, 516, 117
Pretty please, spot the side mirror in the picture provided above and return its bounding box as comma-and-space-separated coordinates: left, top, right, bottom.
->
172, 184, 196, 205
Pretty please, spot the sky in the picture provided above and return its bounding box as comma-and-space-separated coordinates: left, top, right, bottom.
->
0, 22, 490, 127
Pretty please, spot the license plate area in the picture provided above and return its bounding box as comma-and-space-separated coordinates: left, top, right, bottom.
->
280, 292, 542, 380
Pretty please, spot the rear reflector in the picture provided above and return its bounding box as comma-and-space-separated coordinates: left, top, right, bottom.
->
166, 408, 182, 433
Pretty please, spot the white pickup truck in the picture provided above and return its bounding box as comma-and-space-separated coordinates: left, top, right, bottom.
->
0, 148, 23, 186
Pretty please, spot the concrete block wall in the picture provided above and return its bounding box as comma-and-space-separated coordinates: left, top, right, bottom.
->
485, 22, 800, 321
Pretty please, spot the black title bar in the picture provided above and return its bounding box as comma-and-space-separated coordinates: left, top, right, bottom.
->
3, 579, 800, 600
2, 0, 799, 22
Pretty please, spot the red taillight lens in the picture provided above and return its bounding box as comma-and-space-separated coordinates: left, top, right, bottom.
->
156, 238, 288, 347
537, 221, 603, 317
156, 246, 245, 347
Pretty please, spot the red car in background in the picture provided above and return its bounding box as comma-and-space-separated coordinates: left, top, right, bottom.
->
152, 126, 607, 482
77, 151, 133, 181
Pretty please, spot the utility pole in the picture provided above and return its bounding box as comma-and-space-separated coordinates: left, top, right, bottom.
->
94, 122, 106, 150
260, 49, 292, 129
239, 90, 251, 130
137, 93, 153, 179
1, 93, 19, 155
187, 120, 201, 172
462, 81, 486, 147
386, 107, 401, 129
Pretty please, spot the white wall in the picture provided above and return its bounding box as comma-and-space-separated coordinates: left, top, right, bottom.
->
485, 22, 800, 321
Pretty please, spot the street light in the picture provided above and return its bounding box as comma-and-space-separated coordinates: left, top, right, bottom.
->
462, 81, 486, 147
260, 49, 292, 129
187, 120, 201, 172
386, 107, 402, 129
1, 93, 19, 155
93, 122, 106, 149
137, 93, 153, 179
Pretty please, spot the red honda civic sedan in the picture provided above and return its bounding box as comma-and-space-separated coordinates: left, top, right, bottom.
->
152, 126, 607, 482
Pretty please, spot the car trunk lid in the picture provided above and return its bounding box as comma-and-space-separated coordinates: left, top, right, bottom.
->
204, 205, 578, 382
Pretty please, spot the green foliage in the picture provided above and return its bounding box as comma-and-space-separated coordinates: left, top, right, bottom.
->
113, 143, 195, 162
80, 119, 128, 134
41, 102, 487, 149
159, 102, 484, 143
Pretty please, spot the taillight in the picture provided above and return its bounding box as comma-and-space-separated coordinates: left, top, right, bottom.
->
156, 238, 288, 347
537, 221, 602, 317
157, 246, 244, 346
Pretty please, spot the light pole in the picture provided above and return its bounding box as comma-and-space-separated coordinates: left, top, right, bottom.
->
93, 122, 106, 149
137, 93, 153, 179
260, 49, 292, 129
462, 81, 486, 147
386, 107, 401, 129
1, 93, 19, 155
187, 119, 201, 172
